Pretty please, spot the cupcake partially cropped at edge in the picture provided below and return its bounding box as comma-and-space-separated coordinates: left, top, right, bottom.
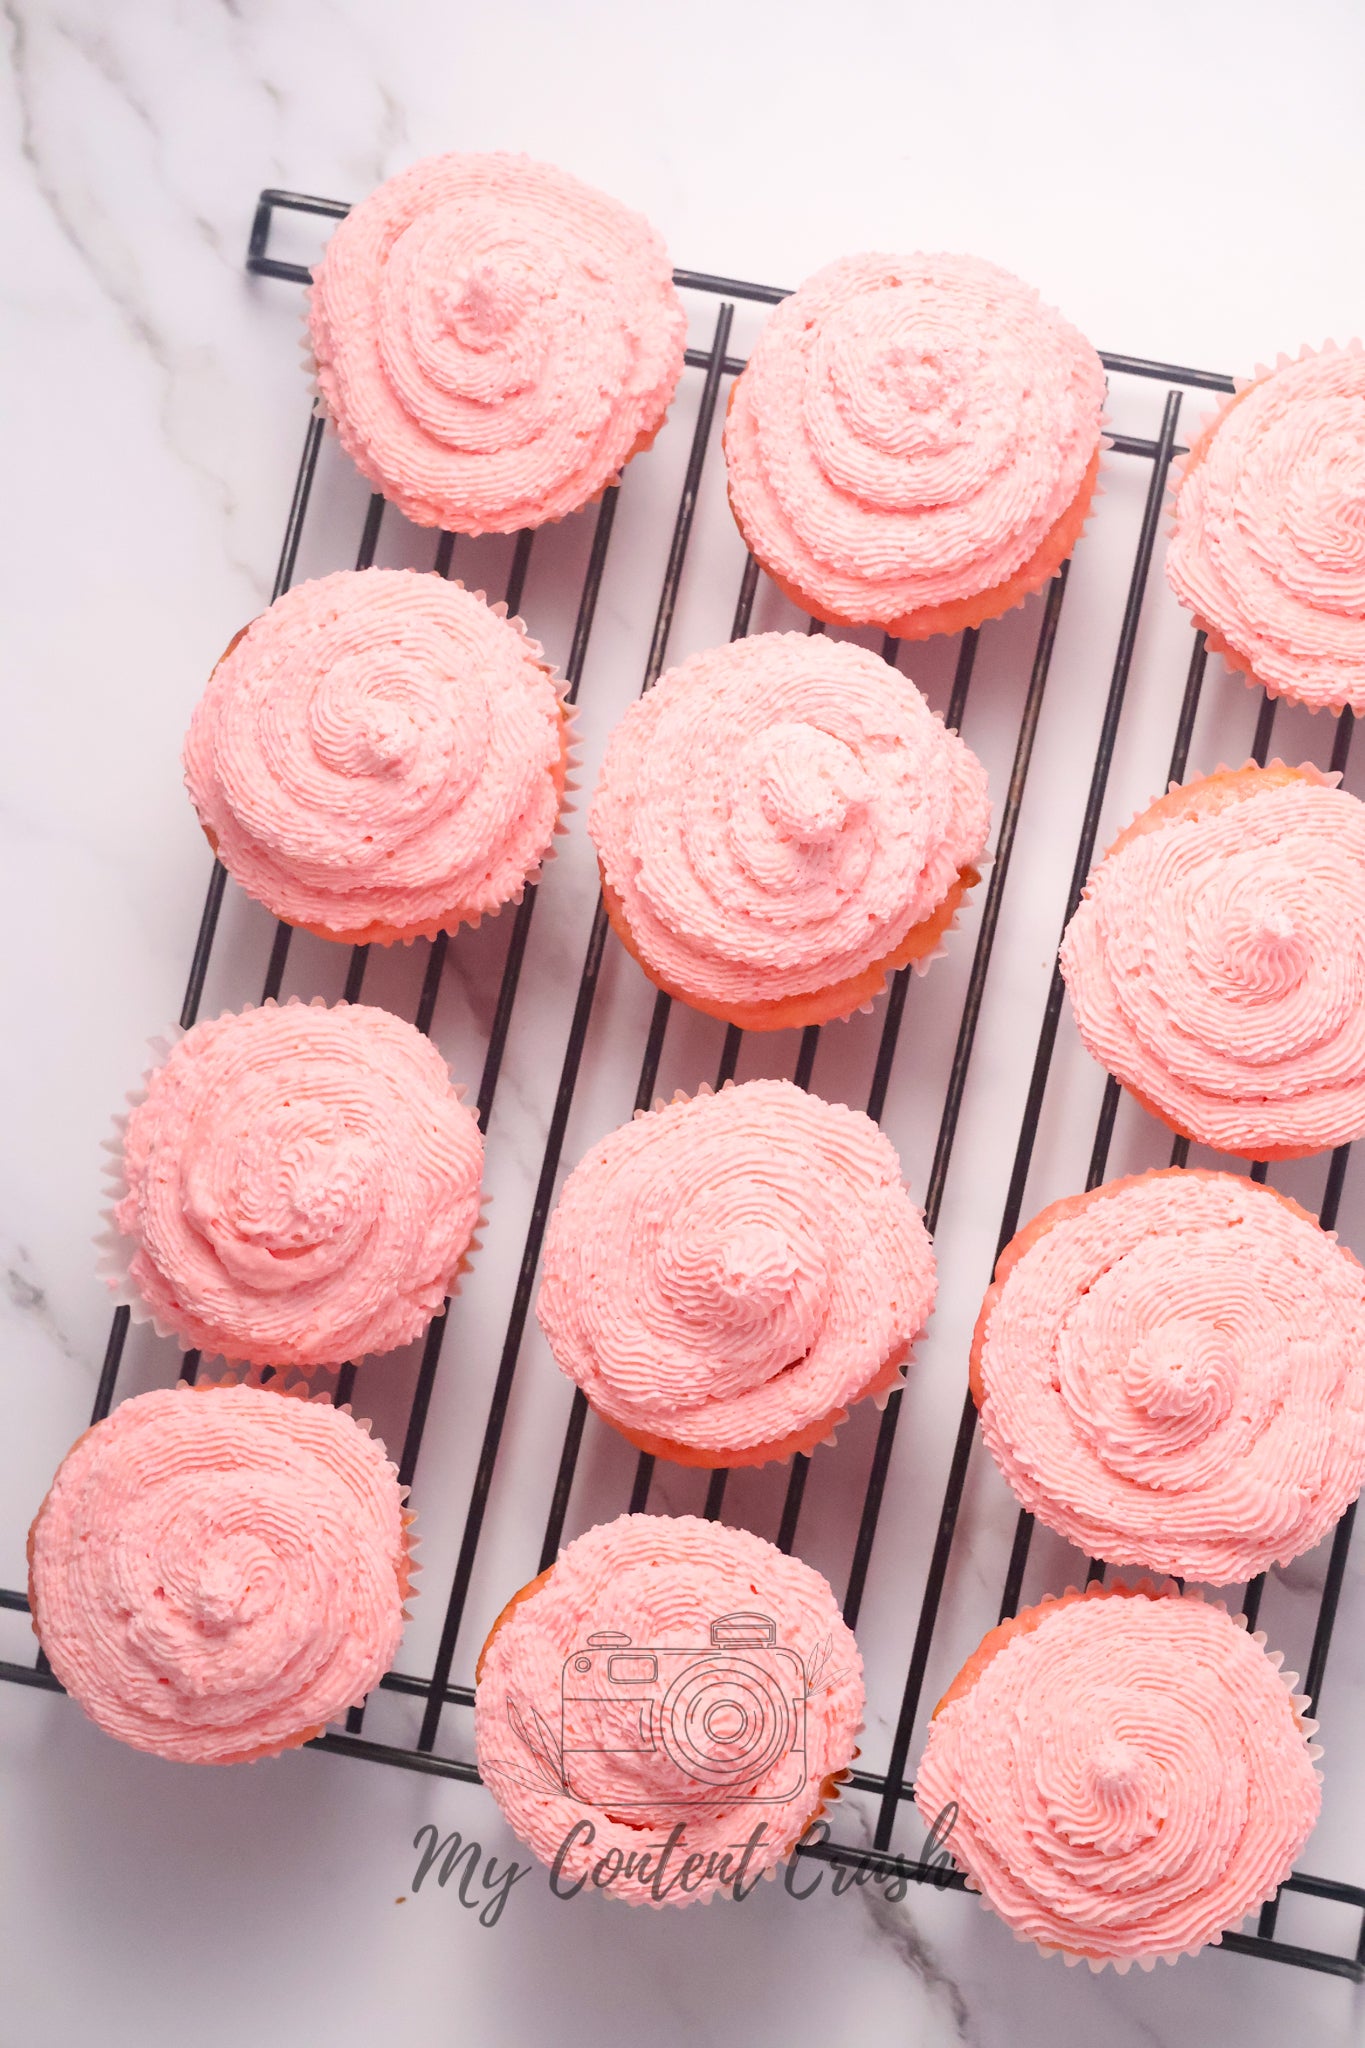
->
184, 569, 569, 946
475, 1514, 863, 1906
28, 1382, 413, 1764
724, 253, 1106, 639
588, 631, 991, 1029
1060, 762, 1365, 1158
971, 1167, 1365, 1582
538, 1079, 936, 1467
1166, 343, 1365, 713
308, 152, 688, 534
104, 1000, 483, 1369
915, 1583, 1321, 1968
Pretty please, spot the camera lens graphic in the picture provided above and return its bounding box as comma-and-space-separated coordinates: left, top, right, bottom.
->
661, 1656, 792, 1786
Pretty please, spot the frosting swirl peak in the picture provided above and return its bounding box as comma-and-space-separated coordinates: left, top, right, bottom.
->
589, 631, 990, 1019
1166, 344, 1365, 713
972, 1168, 1365, 1582
29, 1384, 410, 1764
309, 153, 687, 533
538, 1080, 935, 1459
183, 569, 565, 941
110, 1000, 483, 1368
1059, 766, 1365, 1157
915, 1587, 1321, 1965
724, 253, 1105, 629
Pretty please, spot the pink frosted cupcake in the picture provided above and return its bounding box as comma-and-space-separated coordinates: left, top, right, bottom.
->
537, 1079, 936, 1466
1060, 763, 1365, 1158
915, 1584, 1322, 1968
184, 569, 569, 946
308, 152, 687, 533
1166, 343, 1365, 713
588, 631, 990, 1029
970, 1168, 1365, 1582
475, 1514, 863, 1906
28, 1382, 413, 1764
724, 253, 1105, 639
105, 1000, 483, 1369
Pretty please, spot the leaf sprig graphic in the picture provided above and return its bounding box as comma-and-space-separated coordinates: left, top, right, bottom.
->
506, 1695, 568, 1793
803, 1634, 835, 1697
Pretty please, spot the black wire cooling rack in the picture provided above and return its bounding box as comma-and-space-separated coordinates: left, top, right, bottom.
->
3, 188, 1364, 1980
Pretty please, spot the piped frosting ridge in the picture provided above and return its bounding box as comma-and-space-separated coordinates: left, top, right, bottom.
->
308, 152, 687, 533
915, 1586, 1321, 1965
724, 252, 1105, 627
475, 1513, 863, 1905
589, 631, 990, 1013
184, 569, 565, 939
29, 1383, 409, 1763
973, 1168, 1365, 1581
538, 1079, 935, 1457
1166, 344, 1365, 713
109, 1000, 483, 1367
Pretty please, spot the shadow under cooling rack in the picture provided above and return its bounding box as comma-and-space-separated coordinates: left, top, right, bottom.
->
3, 187, 1363, 1982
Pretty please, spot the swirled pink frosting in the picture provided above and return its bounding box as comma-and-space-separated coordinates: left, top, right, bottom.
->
183, 569, 564, 938
111, 1001, 483, 1367
1060, 770, 1365, 1155
1167, 345, 1365, 713
724, 253, 1105, 625
915, 1587, 1321, 1964
475, 1514, 863, 1906
538, 1081, 935, 1457
308, 153, 687, 533
975, 1169, 1365, 1581
589, 632, 990, 1010
29, 1383, 409, 1764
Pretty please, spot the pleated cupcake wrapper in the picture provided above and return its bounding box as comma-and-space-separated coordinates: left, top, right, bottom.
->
838, 849, 994, 1021
1164, 342, 1365, 716
97, 999, 488, 1372
940, 1580, 1322, 1972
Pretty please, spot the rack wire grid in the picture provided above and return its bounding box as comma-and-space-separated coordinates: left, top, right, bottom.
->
3, 187, 1364, 1982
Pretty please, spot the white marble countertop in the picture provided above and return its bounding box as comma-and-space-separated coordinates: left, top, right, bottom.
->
5, 2, 1365, 2042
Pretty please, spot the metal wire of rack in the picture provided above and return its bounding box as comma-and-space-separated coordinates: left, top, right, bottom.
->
3, 187, 1364, 1980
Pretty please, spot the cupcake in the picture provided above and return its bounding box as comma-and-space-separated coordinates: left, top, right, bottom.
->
914, 1583, 1322, 1968
105, 1000, 483, 1368
28, 1382, 413, 1764
588, 631, 990, 1029
307, 152, 688, 533
1166, 343, 1365, 713
971, 1167, 1365, 1582
184, 569, 569, 946
724, 253, 1105, 639
1059, 762, 1365, 1158
537, 1079, 936, 1467
474, 1514, 863, 1906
